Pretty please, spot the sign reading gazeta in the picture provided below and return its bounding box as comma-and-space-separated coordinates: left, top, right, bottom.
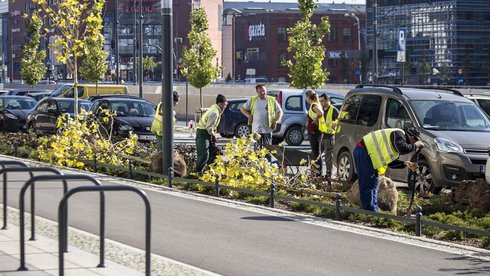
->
248, 22, 266, 41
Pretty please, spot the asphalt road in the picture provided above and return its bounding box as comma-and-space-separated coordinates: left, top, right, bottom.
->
2, 171, 489, 276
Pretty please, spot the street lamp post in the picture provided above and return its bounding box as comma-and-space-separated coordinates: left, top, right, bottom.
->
161, 0, 173, 182
345, 12, 362, 84
114, 0, 120, 84
373, 0, 378, 84
138, 0, 143, 98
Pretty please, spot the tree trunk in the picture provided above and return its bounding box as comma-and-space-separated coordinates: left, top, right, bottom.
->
200, 87, 203, 108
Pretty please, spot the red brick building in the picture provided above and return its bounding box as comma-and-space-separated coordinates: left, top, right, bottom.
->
231, 9, 366, 84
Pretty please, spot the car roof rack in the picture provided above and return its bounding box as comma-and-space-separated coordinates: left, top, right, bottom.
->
355, 84, 403, 95
355, 84, 464, 97
396, 86, 464, 97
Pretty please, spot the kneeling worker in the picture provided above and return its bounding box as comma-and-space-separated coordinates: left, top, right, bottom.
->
353, 128, 424, 211
195, 94, 228, 174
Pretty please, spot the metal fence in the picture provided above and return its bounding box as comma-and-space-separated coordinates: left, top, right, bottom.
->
1, 143, 489, 241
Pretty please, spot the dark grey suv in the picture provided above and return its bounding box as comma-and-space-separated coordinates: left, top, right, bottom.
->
333, 85, 490, 193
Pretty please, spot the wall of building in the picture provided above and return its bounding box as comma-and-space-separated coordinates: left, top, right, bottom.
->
233, 11, 365, 83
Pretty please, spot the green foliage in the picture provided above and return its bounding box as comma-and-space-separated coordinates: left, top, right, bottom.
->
286, 0, 330, 89
20, 12, 46, 86
36, 111, 137, 169
32, 0, 106, 114
80, 33, 107, 83
200, 135, 287, 191
419, 58, 431, 85
181, 7, 220, 107
143, 56, 157, 72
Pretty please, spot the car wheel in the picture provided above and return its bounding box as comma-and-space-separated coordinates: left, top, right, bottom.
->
407, 159, 441, 195
234, 123, 251, 138
284, 126, 303, 146
338, 150, 357, 183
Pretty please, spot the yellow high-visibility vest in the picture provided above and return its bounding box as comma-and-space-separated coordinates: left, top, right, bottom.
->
150, 102, 176, 136
319, 105, 336, 134
250, 95, 276, 127
197, 104, 221, 132
363, 128, 403, 172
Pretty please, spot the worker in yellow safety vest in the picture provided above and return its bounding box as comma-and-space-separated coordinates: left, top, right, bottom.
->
240, 84, 283, 147
353, 128, 424, 211
305, 90, 324, 176
318, 93, 339, 179
151, 91, 179, 150
195, 94, 228, 174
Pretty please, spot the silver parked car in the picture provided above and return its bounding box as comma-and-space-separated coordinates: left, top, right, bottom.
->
333, 85, 490, 194
267, 89, 344, 146
465, 93, 490, 117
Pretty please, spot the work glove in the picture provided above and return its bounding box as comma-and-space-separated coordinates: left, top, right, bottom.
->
414, 140, 424, 150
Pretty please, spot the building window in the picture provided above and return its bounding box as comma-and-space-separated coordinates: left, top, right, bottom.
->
328, 27, 336, 41
278, 27, 287, 42
343, 28, 352, 42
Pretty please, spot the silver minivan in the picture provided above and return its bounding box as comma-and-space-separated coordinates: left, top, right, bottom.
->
333, 85, 490, 193
268, 89, 344, 145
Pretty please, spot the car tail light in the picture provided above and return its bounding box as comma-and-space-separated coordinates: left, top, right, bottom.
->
277, 91, 282, 106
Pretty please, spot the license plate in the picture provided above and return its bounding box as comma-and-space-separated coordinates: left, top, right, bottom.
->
139, 134, 156, 141
481, 165, 486, 173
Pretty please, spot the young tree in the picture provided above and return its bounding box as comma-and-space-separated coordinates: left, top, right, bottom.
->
419, 59, 431, 85
286, 0, 330, 89
142, 56, 157, 80
20, 12, 46, 86
32, 0, 106, 114
80, 33, 108, 94
181, 6, 220, 108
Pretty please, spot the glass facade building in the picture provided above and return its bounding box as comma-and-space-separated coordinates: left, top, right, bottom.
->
367, 0, 490, 85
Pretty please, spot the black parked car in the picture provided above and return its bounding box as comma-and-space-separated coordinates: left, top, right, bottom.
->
0, 96, 37, 132
90, 97, 156, 141
27, 98, 91, 135
218, 98, 250, 138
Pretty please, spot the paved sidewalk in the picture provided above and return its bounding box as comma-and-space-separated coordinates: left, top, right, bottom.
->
0, 209, 143, 275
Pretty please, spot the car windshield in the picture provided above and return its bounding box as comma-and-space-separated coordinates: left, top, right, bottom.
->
411, 100, 490, 132
3, 98, 37, 110
476, 98, 490, 116
110, 101, 155, 117
50, 85, 71, 97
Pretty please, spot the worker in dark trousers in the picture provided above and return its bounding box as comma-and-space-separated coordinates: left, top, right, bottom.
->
195, 94, 228, 174
353, 128, 424, 211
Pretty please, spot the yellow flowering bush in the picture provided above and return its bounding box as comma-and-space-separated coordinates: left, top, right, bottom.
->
36, 111, 137, 169
200, 136, 286, 191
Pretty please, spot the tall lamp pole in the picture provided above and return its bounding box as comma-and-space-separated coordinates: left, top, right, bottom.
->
373, 0, 378, 84
138, 0, 143, 98
345, 12, 362, 84
114, 0, 120, 84
161, 0, 174, 182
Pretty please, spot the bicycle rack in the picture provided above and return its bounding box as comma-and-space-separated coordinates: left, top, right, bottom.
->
1, 167, 64, 230
0, 161, 31, 230
0, 160, 28, 168
18, 174, 104, 271
58, 185, 151, 276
